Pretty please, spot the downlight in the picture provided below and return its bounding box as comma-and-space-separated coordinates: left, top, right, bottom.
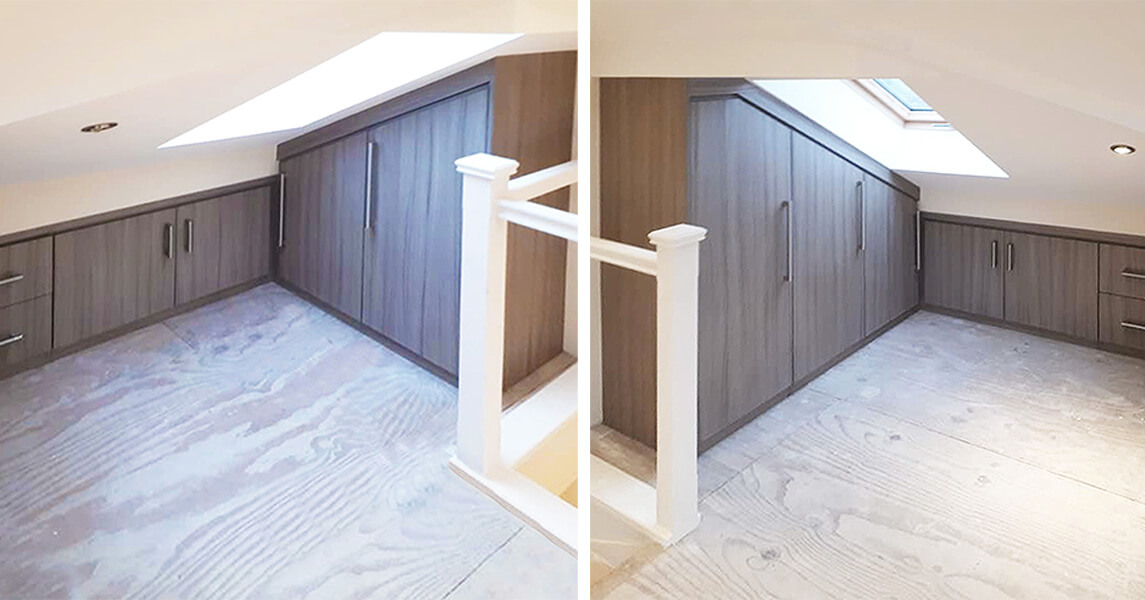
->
81, 122, 118, 133
1110, 144, 1136, 156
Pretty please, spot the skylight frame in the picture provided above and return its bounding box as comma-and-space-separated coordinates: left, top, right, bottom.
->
850, 79, 949, 129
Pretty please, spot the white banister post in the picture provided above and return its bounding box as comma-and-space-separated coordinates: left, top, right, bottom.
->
648, 223, 707, 544
455, 153, 520, 475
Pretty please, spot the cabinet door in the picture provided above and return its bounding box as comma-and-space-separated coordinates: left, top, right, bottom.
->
922, 221, 1004, 319
177, 187, 271, 305
362, 88, 489, 375
689, 97, 794, 444
54, 209, 177, 348
863, 175, 920, 335
792, 134, 865, 382
1003, 231, 1098, 340
279, 132, 367, 319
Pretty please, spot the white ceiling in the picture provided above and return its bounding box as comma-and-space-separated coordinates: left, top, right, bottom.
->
0, 0, 575, 185
592, 0, 1145, 232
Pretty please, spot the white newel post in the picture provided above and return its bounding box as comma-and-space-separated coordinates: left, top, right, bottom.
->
648, 223, 707, 543
455, 153, 520, 475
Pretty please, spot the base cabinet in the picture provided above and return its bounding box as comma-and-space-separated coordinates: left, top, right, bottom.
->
176, 187, 272, 305
923, 221, 1005, 319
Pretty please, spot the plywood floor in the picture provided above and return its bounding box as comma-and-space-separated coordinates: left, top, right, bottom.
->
0, 284, 575, 600
595, 310, 1145, 599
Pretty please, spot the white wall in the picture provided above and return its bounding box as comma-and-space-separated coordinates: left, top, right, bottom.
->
0, 146, 277, 237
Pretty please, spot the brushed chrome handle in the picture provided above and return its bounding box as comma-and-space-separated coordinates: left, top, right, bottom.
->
185, 219, 194, 254
0, 332, 23, 349
1007, 242, 1014, 271
914, 210, 921, 272
364, 141, 375, 230
857, 180, 865, 252
278, 173, 286, 249
782, 200, 792, 282
0, 273, 25, 287
164, 223, 174, 258
1120, 269, 1145, 281
991, 240, 998, 269
1121, 321, 1145, 333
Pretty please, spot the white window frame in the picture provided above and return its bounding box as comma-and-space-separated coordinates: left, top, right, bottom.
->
847, 79, 951, 130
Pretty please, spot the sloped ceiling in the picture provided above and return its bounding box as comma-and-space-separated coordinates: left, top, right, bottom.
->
592, 0, 1145, 234
0, 0, 575, 184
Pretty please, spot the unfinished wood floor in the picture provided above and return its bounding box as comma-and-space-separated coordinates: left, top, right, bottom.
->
0, 284, 575, 600
595, 310, 1145, 599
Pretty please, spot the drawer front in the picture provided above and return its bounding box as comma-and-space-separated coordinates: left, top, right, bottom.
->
0, 237, 53, 309
1099, 293, 1145, 351
0, 295, 52, 368
1099, 244, 1145, 300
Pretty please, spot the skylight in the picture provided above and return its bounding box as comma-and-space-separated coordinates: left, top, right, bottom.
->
753, 79, 1007, 178
160, 32, 521, 149
873, 78, 933, 112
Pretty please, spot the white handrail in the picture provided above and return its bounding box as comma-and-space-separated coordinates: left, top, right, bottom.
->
590, 237, 657, 276
506, 161, 578, 202
499, 200, 578, 242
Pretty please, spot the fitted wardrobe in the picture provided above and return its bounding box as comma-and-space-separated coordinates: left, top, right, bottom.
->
599, 78, 921, 450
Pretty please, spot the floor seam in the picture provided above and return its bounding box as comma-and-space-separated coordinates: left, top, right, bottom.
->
160, 320, 197, 352
440, 526, 524, 599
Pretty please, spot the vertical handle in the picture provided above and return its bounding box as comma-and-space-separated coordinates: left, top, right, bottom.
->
164, 223, 174, 258
277, 172, 286, 249
1007, 242, 1014, 271
782, 200, 793, 282
914, 210, 921, 272
185, 219, 194, 254
364, 141, 375, 230
991, 240, 999, 269
857, 180, 865, 252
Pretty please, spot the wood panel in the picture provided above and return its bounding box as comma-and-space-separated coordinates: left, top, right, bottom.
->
598, 78, 690, 447
0, 237, 52, 309
0, 295, 52, 368
491, 51, 577, 388
54, 209, 177, 348
176, 187, 271, 305
278, 132, 367, 320
863, 175, 919, 335
364, 86, 489, 375
1099, 243, 1145, 300
922, 220, 1004, 319
792, 133, 865, 382
1099, 293, 1145, 351
1003, 231, 1098, 340
689, 96, 794, 446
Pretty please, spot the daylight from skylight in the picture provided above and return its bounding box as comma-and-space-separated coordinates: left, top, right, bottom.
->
753, 79, 1007, 178
160, 32, 521, 148
873, 78, 933, 112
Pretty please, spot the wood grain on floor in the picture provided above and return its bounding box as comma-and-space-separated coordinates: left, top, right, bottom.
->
0, 284, 574, 600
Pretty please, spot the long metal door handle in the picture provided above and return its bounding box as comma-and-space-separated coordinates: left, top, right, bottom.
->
991, 241, 998, 269
782, 200, 793, 282
0, 332, 23, 349
0, 273, 25, 287
857, 180, 865, 252
364, 142, 375, 230
164, 223, 174, 258
278, 173, 286, 249
914, 210, 921, 272
185, 219, 194, 254
1120, 269, 1145, 281
1121, 321, 1145, 333
1007, 242, 1014, 272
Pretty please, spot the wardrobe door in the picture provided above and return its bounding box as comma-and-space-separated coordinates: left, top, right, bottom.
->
922, 221, 1004, 319
863, 175, 919, 335
1003, 231, 1098, 340
279, 132, 367, 319
689, 97, 794, 445
363, 87, 490, 374
792, 134, 865, 382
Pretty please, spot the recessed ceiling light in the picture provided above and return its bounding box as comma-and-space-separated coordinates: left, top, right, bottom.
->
1111, 144, 1136, 155
81, 122, 118, 133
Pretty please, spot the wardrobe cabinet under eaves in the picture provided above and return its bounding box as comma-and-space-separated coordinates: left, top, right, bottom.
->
276, 52, 575, 386
600, 78, 922, 451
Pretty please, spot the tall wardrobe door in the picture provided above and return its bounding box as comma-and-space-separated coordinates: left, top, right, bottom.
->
364, 86, 490, 374
792, 134, 865, 382
689, 97, 794, 446
279, 132, 367, 319
862, 175, 919, 335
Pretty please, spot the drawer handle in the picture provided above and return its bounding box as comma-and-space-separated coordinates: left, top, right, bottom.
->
1121, 321, 1145, 333
1120, 269, 1145, 281
0, 273, 25, 287
0, 333, 24, 349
